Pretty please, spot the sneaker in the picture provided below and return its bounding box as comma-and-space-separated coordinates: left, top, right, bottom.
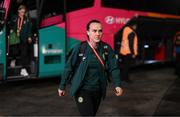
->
20, 68, 29, 76
10, 60, 16, 67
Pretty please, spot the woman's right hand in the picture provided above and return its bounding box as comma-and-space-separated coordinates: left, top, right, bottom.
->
58, 89, 65, 96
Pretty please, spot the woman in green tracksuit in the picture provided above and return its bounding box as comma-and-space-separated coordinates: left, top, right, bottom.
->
58, 20, 123, 116
9, 5, 32, 76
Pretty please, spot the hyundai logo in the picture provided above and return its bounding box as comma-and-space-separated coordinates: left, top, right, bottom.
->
105, 16, 115, 24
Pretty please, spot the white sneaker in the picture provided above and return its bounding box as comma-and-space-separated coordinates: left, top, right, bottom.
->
20, 68, 29, 76
10, 60, 16, 67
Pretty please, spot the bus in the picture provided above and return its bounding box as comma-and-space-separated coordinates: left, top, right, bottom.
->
0, 0, 180, 81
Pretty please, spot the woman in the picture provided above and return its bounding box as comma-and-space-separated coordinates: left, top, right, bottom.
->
58, 20, 123, 116
9, 5, 32, 76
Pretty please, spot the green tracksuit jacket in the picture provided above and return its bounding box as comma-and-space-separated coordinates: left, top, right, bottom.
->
59, 41, 121, 98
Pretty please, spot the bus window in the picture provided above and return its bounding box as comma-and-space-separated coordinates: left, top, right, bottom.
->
41, 0, 64, 18
26, 0, 38, 33
143, 0, 179, 15
0, 8, 5, 31
66, 0, 94, 12
102, 0, 180, 16
26, 0, 37, 19
40, 0, 65, 27
102, 0, 144, 11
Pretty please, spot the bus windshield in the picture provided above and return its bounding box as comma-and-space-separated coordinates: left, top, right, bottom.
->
102, 0, 180, 16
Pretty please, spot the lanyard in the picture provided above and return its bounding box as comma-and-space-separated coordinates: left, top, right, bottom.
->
87, 41, 105, 67
17, 16, 23, 31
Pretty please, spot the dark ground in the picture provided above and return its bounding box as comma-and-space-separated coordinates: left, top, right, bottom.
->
0, 65, 180, 116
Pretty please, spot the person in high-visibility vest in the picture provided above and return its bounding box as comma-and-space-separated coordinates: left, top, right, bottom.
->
174, 31, 180, 78
119, 24, 138, 83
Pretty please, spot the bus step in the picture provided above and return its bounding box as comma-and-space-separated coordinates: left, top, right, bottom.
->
7, 74, 37, 79
7, 65, 23, 69
7, 65, 22, 76
7, 75, 26, 79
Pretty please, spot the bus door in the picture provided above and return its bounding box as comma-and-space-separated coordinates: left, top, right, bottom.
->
0, 7, 5, 80
38, 0, 66, 78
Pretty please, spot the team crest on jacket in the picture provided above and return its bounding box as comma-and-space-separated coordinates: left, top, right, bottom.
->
78, 96, 83, 103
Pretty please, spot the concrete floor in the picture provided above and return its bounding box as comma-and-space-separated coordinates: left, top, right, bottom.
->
0, 66, 180, 116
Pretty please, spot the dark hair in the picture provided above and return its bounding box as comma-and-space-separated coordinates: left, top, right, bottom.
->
86, 19, 101, 31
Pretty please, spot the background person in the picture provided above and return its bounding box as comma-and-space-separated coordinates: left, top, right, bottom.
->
9, 5, 32, 76
119, 24, 138, 83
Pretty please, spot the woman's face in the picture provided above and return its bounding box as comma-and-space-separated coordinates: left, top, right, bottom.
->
87, 22, 103, 43
18, 8, 26, 17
